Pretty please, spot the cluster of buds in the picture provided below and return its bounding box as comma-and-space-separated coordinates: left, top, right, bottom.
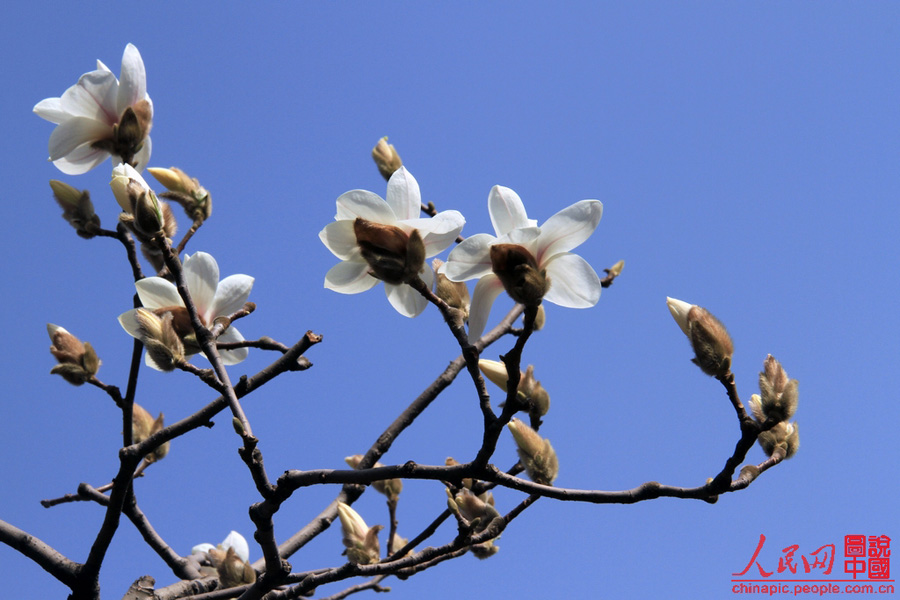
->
148, 166, 212, 223
507, 419, 559, 485
336, 502, 383, 565
433, 258, 471, 322
132, 403, 169, 462
749, 355, 800, 459
491, 243, 550, 307
49, 181, 100, 239
479, 359, 550, 421
47, 324, 100, 385
666, 297, 734, 377
446, 487, 501, 559
372, 136, 403, 180
345, 455, 403, 502
111, 163, 177, 272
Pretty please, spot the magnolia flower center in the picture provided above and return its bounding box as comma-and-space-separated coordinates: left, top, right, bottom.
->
354, 218, 425, 285
489, 244, 550, 306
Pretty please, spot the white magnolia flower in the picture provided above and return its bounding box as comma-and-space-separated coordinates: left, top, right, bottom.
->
192, 530, 250, 562
442, 186, 603, 338
118, 252, 254, 370
34, 43, 153, 174
319, 167, 465, 317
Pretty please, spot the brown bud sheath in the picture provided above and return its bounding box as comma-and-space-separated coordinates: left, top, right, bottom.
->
490, 244, 550, 306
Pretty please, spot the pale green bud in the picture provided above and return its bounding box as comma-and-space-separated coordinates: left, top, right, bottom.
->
507, 419, 559, 485
372, 136, 403, 180
337, 502, 382, 565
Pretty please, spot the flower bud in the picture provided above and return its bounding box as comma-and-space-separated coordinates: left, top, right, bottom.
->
134, 308, 185, 371
756, 354, 798, 423
49, 180, 100, 238
445, 457, 475, 491
148, 166, 212, 221
47, 324, 100, 385
209, 547, 256, 588
447, 488, 501, 558
479, 360, 550, 419
757, 421, 800, 459
344, 455, 403, 501
132, 403, 170, 462
490, 244, 549, 306
507, 418, 559, 485
433, 259, 470, 319
354, 218, 425, 285
337, 502, 382, 565
666, 297, 734, 377
607, 259, 625, 278
372, 136, 403, 180
133, 188, 165, 236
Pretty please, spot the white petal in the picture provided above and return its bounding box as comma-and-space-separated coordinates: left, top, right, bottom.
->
324, 260, 379, 294
52, 144, 110, 175
335, 190, 396, 223
210, 275, 254, 318
135, 277, 182, 309
191, 543, 215, 555
33, 98, 67, 123
542, 253, 601, 308
489, 185, 534, 236
61, 71, 118, 122
385, 167, 421, 221
183, 252, 219, 321
499, 226, 542, 257
666, 297, 693, 336
536, 200, 602, 264
319, 220, 360, 260
48, 117, 112, 160
217, 328, 249, 365
442, 234, 496, 282
385, 282, 427, 317
117, 43, 148, 115
467, 274, 505, 340
117, 310, 142, 338
221, 531, 250, 562
403, 210, 465, 257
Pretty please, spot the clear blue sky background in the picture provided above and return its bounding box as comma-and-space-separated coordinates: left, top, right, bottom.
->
2, 3, 898, 599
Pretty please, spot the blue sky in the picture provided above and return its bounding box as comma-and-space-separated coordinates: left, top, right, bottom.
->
1, 2, 898, 599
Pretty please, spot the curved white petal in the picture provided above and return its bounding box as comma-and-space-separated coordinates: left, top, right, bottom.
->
498, 226, 542, 257
221, 531, 250, 562
536, 200, 603, 264
135, 277, 182, 309
442, 234, 496, 282
542, 253, 601, 308
489, 185, 533, 236
385, 282, 427, 317
210, 275, 255, 318
467, 274, 505, 340
61, 71, 118, 122
217, 327, 249, 365
335, 190, 396, 223
319, 220, 360, 260
117, 43, 147, 114
117, 310, 142, 339
48, 117, 112, 160
53, 144, 110, 175
33, 98, 67, 123
404, 210, 466, 257
324, 260, 379, 294
183, 252, 219, 321
385, 167, 421, 221
191, 543, 215, 556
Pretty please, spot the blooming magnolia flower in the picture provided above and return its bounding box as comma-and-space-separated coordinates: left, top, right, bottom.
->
118, 252, 254, 370
192, 530, 250, 563
34, 43, 152, 174
319, 167, 465, 317
441, 186, 603, 338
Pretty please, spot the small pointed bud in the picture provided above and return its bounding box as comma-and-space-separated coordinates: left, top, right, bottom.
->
148, 166, 212, 221
507, 418, 559, 485
50, 180, 100, 238
133, 189, 165, 236
447, 488, 501, 532
608, 259, 625, 277
132, 403, 155, 444
757, 421, 800, 459
490, 244, 550, 306
48, 324, 99, 385
337, 502, 382, 565
666, 297, 733, 377
478, 359, 512, 392
520, 365, 550, 418
372, 136, 403, 180
433, 259, 470, 319
533, 304, 546, 330
149, 411, 169, 462
215, 547, 256, 588
757, 354, 799, 422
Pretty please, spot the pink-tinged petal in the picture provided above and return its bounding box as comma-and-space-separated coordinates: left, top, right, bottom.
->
117, 310, 142, 339
403, 210, 465, 257
61, 71, 119, 123
324, 261, 379, 294
335, 190, 396, 223
319, 220, 360, 260
210, 275, 255, 318
53, 144, 110, 175
48, 117, 112, 160
467, 274, 505, 340
216, 327, 249, 365
385, 282, 427, 317
489, 185, 534, 236
442, 233, 496, 282
135, 277, 182, 309
183, 252, 219, 320
385, 167, 421, 221
542, 253, 601, 308
535, 200, 603, 264
117, 43, 147, 114
33, 98, 67, 123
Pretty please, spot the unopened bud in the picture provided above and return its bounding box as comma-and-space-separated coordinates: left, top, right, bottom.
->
445, 457, 475, 490
507, 418, 559, 485
148, 166, 212, 221
344, 455, 403, 501
608, 259, 625, 277
533, 304, 546, 330
757, 421, 800, 459
134, 309, 185, 371
212, 547, 256, 588
132, 403, 169, 462
336, 502, 382, 565
372, 136, 403, 180
47, 324, 100, 385
447, 488, 500, 533
354, 218, 425, 285
49, 180, 100, 238
490, 244, 549, 306
756, 354, 798, 423
666, 297, 734, 377
433, 259, 470, 319
479, 360, 550, 419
